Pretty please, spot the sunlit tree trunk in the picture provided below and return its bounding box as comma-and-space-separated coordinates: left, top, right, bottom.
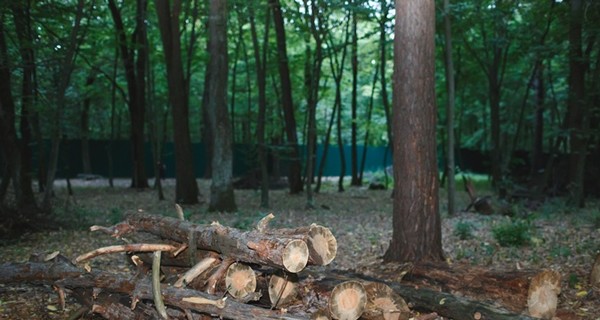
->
155, 0, 200, 204
207, 0, 237, 212
384, 0, 444, 263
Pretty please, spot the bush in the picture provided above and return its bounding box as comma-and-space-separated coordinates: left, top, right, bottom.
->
492, 220, 530, 247
454, 221, 474, 240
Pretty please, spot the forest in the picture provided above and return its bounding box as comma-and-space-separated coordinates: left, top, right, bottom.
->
1, 0, 600, 319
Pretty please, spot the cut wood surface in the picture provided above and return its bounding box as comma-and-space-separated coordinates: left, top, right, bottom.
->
268, 270, 300, 308
591, 253, 600, 287
0, 256, 307, 320
117, 212, 313, 273
362, 282, 410, 320
329, 281, 367, 320
305, 270, 538, 320
225, 262, 257, 300
527, 269, 561, 319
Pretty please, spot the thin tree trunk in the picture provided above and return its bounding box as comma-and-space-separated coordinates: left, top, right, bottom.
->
81, 72, 96, 174
207, 0, 237, 212
107, 0, 149, 190
11, 1, 37, 208
42, 0, 87, 210
443, 0, 456, 216
155, 0, 199, 204
350, 2, 360, 187
248, 3, 271, 208
359, 63, 379, 184
315, 105, 337, 193
269, 0, 303, 194
566, 0, 587, 207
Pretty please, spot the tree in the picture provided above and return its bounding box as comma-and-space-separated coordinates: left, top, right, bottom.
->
155, 0, 200, 204
107, 0, 150, 189
206, 0, 236, 212
565, 0, 587, 207
442, 0, 456, 216
383, 0, 444, 263
269, 0, 303, 194
248, 2, 271, 208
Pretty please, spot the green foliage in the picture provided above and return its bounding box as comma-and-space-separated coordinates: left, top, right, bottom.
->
453, 221, 474, 240
492, 219, 531, 247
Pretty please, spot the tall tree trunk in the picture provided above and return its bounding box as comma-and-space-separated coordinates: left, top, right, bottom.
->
0, 20, 23, 207
359, 62, 379, 183
383, 0, 444, 263
81, 72, 96, 174
42, 0, 87, 210
379, 0, 392, 149
207, 0, 237, 212
11, 1, 37, 208
304, 0, 325, 209
566, 0, 587, 207
315, 103, 337, 193
442, 0, 456, 216
269, 0, 303, 194
107, 0, 149, 190
248, 3, 271, 208
350, 2, 360, 187
531, 63, 545, 175
155, 0, 199, 204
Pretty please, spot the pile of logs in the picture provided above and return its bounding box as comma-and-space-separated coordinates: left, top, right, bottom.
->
0, 208, 578, 320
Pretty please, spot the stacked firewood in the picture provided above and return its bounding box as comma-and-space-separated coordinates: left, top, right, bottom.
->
0, 208, 579, 319
62, 210, 408, 319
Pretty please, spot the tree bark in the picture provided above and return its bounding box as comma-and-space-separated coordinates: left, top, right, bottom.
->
350, 2, 360, 187
11, 2, 37, 209
155, 0, 200, 204
107, 0, 149, 190
566, 0, 587, 207
269, 0, 303, 194
384, 0, 444, 263
207, 0, 237, 212
248, 3, 271, 208
443, 0, 456, 216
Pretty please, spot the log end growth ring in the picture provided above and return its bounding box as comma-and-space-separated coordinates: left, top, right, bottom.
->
282, 239, 309, 273
225, 262, 257, 300
308, 224, 337, 265
329, 281, 367, 320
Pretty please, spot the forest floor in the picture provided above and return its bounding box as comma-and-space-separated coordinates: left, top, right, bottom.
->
0, 177, 598, 319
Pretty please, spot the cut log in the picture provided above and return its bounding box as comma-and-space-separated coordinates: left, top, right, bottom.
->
267, 224, 338, 266
404, 261, 551, 313
303, 270, 538, 320
268, 270, 299, 308
115, 212, 310, 273
329, 281, 367, 320
362, 282, 410, 320
0, 257, 307, 320
225, 262, 257, 300
591, 253, 600, 287
527, 269, 561, 319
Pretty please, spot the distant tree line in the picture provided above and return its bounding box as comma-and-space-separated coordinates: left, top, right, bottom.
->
1, 0, 599, 234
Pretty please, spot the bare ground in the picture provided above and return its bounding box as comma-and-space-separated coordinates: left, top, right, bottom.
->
0, 178, 598, 319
